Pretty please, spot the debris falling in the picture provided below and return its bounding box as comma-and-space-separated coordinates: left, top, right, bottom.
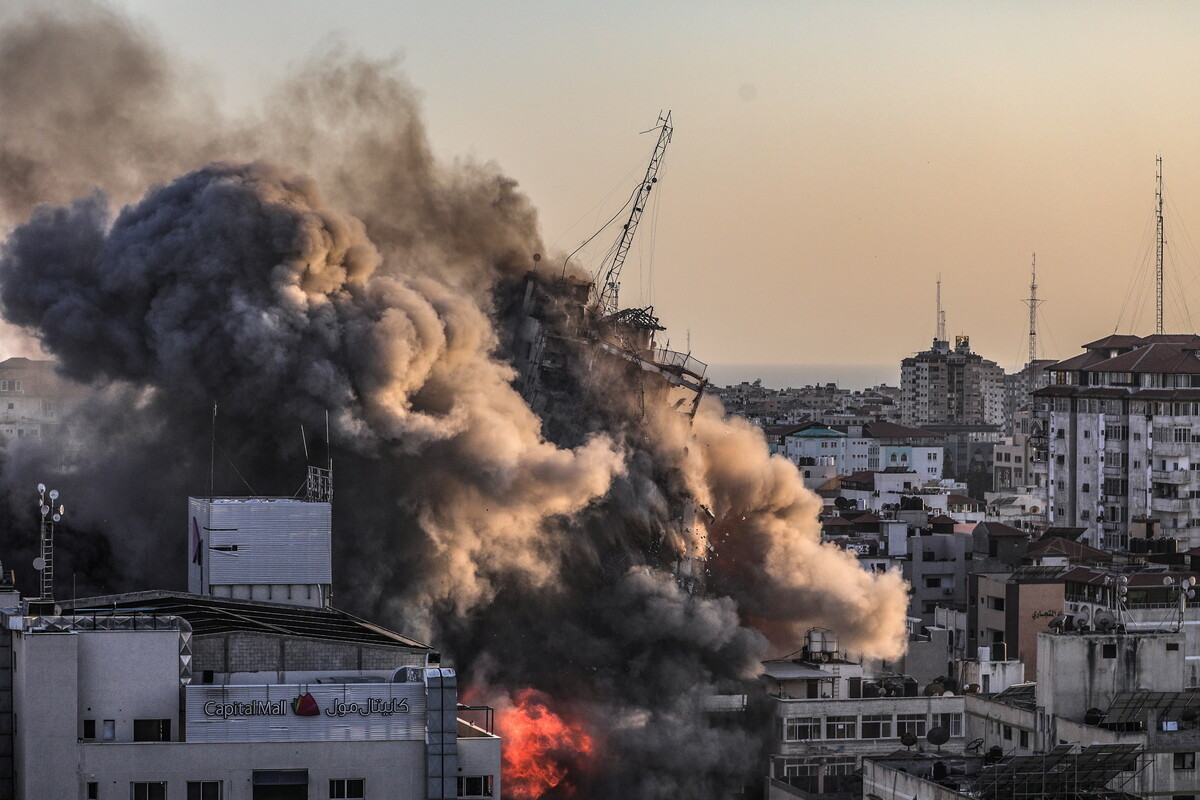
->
0, 4, 909, 797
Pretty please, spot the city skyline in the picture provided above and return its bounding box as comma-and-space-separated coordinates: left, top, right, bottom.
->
91, 0, 1200, 373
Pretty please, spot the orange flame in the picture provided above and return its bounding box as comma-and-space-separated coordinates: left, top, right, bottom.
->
496, 689, 594, 799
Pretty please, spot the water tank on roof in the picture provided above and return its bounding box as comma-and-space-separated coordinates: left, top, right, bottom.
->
807, 628, 826, 653
978, 646, 991, 662
992, 642, 1007, 661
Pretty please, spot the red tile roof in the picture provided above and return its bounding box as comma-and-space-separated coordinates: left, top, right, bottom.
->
946, 494, 983, 506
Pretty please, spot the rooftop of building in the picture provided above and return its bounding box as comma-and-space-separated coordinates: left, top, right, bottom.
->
974, 521, 1028, 538
1027, 536, 1111, 562
860, 421, 943, 440
866, 742, 1143, 800
57, 590, 432, 651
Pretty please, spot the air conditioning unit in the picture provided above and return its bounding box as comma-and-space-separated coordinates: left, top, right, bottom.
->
943, 589, 954, 596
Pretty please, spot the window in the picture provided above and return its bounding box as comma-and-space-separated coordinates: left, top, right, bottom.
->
825, 716, 856, 739
1103, 644, 1117, 659
83, 719, 96, 739
103, 719, 115, 740
897, 713, 927, 737
330, 779, 365, 799
861, 714, 893, 739
1169, 642, 1181, 652
457, 776, 494, 798
187, 783, 222, 800
131, 784, 167, 800
1175, 752, 1196, 770
935, 713, 962, 737
1081, 483, 1090, 493
133, 719, 171, 742
782, 717, 820, 741
1003, 724, 1013, 740
1019, 729, 1029, 748
88, 783, 98, 800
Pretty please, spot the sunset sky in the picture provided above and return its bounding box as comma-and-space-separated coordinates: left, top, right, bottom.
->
110, 1, 1200, 375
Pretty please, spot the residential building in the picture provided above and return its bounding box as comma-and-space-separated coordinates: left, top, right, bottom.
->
1037, 333, 1200, 550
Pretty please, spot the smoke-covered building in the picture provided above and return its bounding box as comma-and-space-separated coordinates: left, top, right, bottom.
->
0, 357, 83, 442
0, 483, 500, 800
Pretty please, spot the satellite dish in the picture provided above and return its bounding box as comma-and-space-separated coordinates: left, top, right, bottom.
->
1095, 610, 1117, 631
1049, 614, 1069, 630
32, 557, 45, 571
48, 490, 58, 501
39, 505, 48, 517
51, 514, 60, 523
36, 483, 45, 494
900, 731, 918, 748
942, 690, 955, 697
1165, 576, 1176, 586
927, 726, 950, 746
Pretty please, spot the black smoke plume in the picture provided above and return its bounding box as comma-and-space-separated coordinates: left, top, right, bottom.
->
0, 5, 908, 798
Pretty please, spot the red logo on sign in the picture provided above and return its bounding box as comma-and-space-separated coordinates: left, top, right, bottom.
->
291, 693, 319, 716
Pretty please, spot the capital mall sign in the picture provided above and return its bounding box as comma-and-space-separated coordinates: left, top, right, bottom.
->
203, 695, 410, 719
186, 683, 428, 743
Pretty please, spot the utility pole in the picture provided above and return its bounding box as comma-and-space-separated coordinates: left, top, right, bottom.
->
1156, 155, 1165, 336
596, 112, 672, 317
1024, 252, 1043, 365
936, 274, 946, 343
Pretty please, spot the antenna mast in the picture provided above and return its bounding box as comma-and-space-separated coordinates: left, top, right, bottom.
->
1024, 252, 1043, 365
935, 274, 946, 343
596, 111, 672, 317
34, 484, 63, 601
1156, 155, 1165, 336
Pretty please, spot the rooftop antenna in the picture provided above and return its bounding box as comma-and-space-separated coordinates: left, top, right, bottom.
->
33, 483, 63, 601
1023, 252, 1043, 365
306, 412, 333, 503
209, 402, 217, 501
935, 274, 946, 343
1156, 154, 1165, 336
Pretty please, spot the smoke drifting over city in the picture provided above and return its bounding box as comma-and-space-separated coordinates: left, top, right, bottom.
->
0, 4, 907, 797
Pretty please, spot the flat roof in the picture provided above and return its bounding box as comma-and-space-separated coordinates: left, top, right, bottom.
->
60, 590, 431, 651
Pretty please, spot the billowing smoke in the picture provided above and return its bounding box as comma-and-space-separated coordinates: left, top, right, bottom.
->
0, 4, 908, 797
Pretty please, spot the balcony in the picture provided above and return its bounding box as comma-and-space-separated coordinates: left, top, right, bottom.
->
1152, 442, 1189, 458
1152, 470, 1191, 485
1151, 497, 1189, 514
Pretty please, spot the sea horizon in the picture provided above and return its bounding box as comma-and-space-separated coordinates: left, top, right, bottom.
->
706, 362, 900, 391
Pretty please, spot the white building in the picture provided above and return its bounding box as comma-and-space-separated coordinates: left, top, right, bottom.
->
764, 629, 965, 797
783, 421, 945, 481
0, 477, 500, 800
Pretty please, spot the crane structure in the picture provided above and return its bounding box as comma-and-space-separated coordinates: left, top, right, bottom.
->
595, 111, 672, 318
1024, 252, 1043, 365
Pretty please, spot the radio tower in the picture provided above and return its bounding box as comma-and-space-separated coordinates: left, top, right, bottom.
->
1024, 252, 1043, 365
1156, 155, 1166, 336
936, 274, 946, 343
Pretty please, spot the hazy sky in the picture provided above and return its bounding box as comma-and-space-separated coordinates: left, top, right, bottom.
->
106, 1, 1200, 372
